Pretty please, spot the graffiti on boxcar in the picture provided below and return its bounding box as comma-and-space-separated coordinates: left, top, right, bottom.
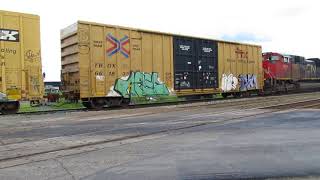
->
238, 74, 258, 91
79, 44, 90, 54
165, 72, 172, 85
221, 74, 238, 92
78, 29, 90, 54
108, 72, 170, 98
106, 33, 130, 58
79, 29, 89, 43
25, 50, 40, 61
30, 76, 40, 93
222, 73, 258, 92
175, 72, 192, 89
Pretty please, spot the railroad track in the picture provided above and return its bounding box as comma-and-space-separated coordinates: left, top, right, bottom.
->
7, 86, 320, 116
0, 91, 319, 143
0, 93, 317, 134
0, 95, 320, 169
0, 92, 317, 147
263, 98, 320, 109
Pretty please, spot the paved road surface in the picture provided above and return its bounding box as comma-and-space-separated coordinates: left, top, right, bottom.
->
0, 102, 320, 179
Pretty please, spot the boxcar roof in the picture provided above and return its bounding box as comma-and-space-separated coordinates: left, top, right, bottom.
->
0, 9, 39, 19
63, 20, 261, 48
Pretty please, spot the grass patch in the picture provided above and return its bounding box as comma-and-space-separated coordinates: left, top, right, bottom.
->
18, 94, 222, 113
51, 101, 84, 109
18, 100, 84, 113
51, 99, 84, 108
19, 102, 40, 113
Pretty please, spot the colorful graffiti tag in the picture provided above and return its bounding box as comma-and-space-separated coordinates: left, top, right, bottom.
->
106, 33, 130, 58
239, 74, 258, 91
221, 74, 238, 92
221, 73, 258, 92
113, 72, 170, 98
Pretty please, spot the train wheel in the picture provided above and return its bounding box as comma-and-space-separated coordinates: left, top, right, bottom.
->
242, 92, 251, 97
233, 92, 241, 98
90, 99, 105, 110
82, 101, 93, 109
82, 99, 105, 110
121, 98, 130, 107
258, 90, 265, 96
1, 101, 20, 114
284, 82, 289, 94
106, 98, 123, 107
221, 93, 228, 98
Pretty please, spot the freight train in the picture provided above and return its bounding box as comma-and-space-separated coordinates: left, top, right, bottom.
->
60, 21, 320, 109
0, 9, 320, 114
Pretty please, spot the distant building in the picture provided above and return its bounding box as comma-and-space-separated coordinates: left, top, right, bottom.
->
44, 81, 62, 102
44, 81, 61, 89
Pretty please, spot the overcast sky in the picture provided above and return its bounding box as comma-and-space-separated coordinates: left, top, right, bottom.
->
1, 0, 319, 81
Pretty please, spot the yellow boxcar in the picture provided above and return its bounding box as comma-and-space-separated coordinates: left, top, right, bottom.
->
0, 10, 44, 113
61, 21, 174, 108
218, 42, 263, 97
61, 21, 263, 108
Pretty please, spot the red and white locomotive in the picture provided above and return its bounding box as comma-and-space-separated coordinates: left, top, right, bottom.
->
262, 52, 320, 93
